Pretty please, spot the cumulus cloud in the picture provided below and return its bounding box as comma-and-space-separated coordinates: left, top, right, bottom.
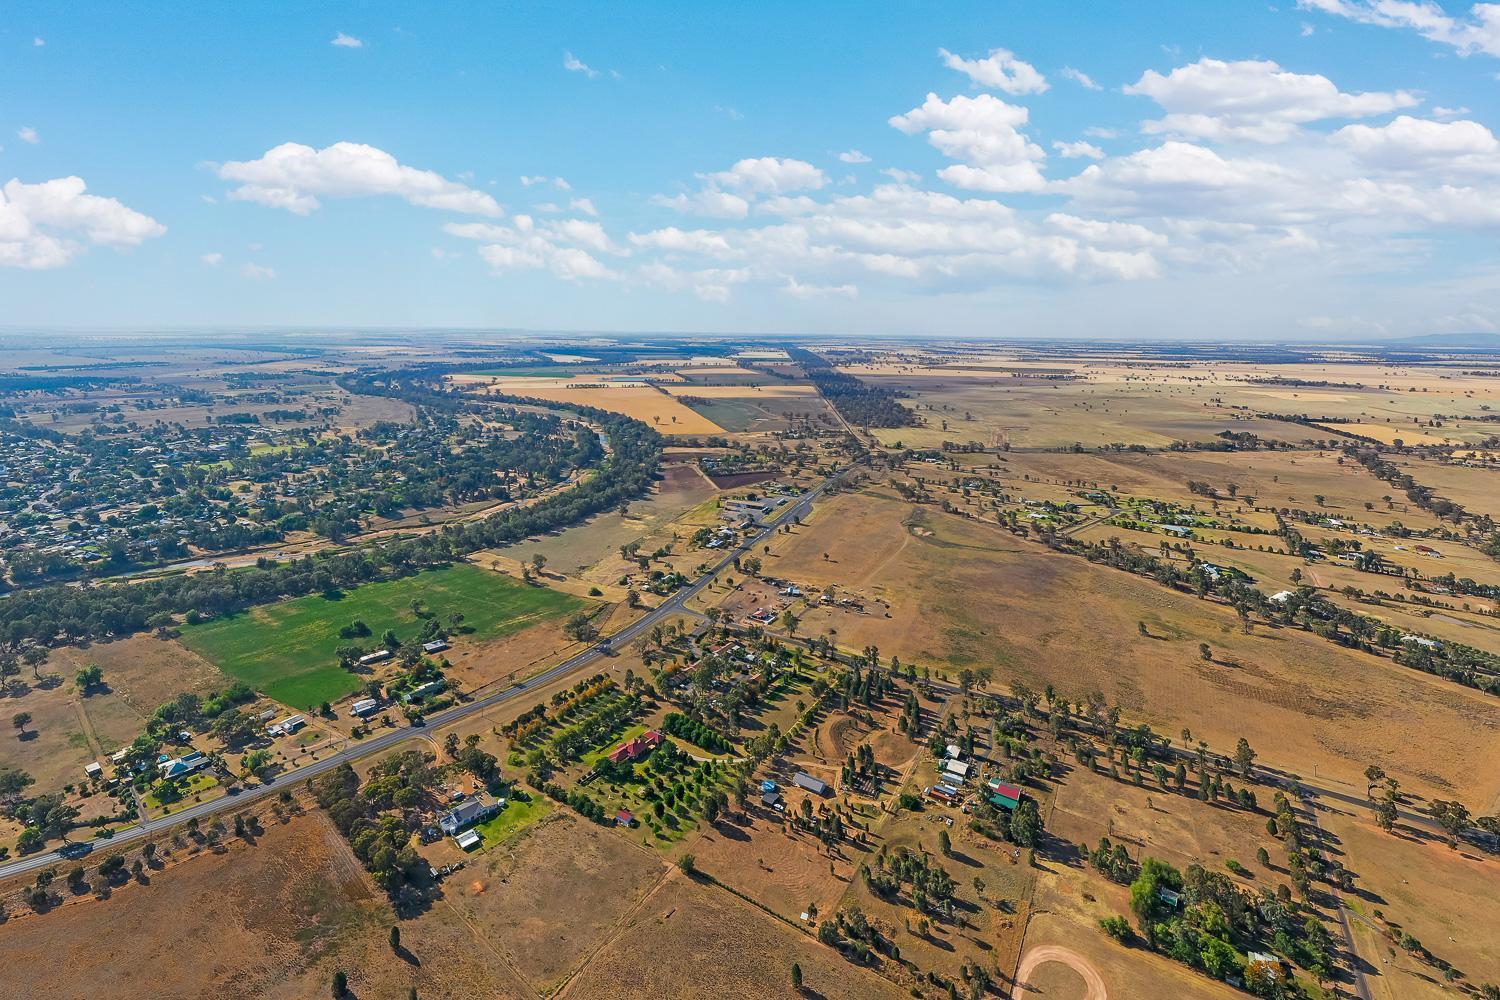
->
628, 227, 733, 255
1299, 0, 1500, 58
938, 47, 1049, 94
569, 196, 598, 216
446, 213, 624, 282
889, 92, 1047, 192
1053, 140, 1105, 160
651, 189, 751, 219
33, 37, 44, 47
331, 32, 364, 48
1124, 57, 1418, 142
1061, 66, 1102, 90
707, 157, 828, 194
838, 150, 872, 164
0, 176, 166, 269
217, 141, 501, 216
1333, 114, 1500, 172
241, 262, 276, 280
201, 252, 223, 266
17, 126, 39, 144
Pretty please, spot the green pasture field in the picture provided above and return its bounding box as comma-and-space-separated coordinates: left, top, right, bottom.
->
178, 563, 586, 709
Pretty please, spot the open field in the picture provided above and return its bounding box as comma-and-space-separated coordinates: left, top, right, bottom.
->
442, 810, 668, 993
177, 563, 586, 709
1021, 861, 1240, 999
760, 490, 1500, 807
0, 809, 532, 1000
557, 872, 912, 1000
1048, 761, 1287, 890
450, 375, 724, 434
1317, 803, 1500, 996
483, 462, 715, 582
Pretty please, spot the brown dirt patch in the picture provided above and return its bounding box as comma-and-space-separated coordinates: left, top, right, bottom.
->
559, 874, 910, 1000
0, 809, 530, 1000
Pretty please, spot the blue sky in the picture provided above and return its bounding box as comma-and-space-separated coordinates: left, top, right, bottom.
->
6, 1, 1500, 339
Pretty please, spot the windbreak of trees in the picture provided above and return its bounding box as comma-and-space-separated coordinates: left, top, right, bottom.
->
0, 369, 661, 648
787, 348, 919, 428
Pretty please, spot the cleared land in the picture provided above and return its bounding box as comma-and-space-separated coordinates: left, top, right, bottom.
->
177, 563, 585, 708
762, 490, 1500, 807
0, 809, 532, 1000
557, 872, 912, 1000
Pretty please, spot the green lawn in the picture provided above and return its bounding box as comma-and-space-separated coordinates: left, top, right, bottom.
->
144, 772, 220, 815
580, 723, 648, 769
178, 563, 587, 709
474, 795, 553, 848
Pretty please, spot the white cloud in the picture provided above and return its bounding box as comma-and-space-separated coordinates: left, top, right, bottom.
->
707, 157, 827, 194
1333, 114, 1500, 172
569, 196, 598, 216
628, 227, 733, 255
1301, 21, 1317, 37
563, 51, 600, 78
241, 262, 276, 280
838, 150, 872, 164
1125, 58, 1418, 143
0, 176, 166, 269
714, 105, 744, 120
331, 32, 364, 48
1299, 0, 1500, 58
200, 252, 223, 266
783, 277, 858, 299
1045, 213, 1169, 249
889, 92, 1047, 192
33, 37, 44, 47
1061, 66, 1102, 90
17, 127, 39, 145
1432, 105, 1472, 119
938, 47, 1049, 94
881, 167, 922, 183
217, 141, 501, 216
651, 189, 751, 218
1084, 126, 1119, 139
1053, 140, 1105, 160
549, 247, 616, 280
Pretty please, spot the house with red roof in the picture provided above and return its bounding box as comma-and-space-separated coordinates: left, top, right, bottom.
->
607, 729, 665, 765
986, 779, 1022, 811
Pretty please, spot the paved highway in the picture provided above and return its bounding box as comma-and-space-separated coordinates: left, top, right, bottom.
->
0, 462, 853, 883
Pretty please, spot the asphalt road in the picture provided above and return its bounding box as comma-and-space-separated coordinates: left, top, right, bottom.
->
0, 463, 854, 883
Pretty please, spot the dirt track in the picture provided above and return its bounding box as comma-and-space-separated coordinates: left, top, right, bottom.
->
1015, 945, 1108, 1000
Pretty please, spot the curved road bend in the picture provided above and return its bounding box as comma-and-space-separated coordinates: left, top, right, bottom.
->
0, 463, 855, 883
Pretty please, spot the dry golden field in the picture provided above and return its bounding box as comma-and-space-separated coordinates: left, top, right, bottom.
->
758, 490, 1500, 809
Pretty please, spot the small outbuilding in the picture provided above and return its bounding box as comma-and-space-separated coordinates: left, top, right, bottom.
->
792, 771, 828, 796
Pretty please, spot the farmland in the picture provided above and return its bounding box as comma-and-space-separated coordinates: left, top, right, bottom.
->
177, 563, 586, 708
7, 336, 1500, 1000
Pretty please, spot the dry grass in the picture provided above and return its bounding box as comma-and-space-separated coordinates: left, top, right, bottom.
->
1317, 803, 1500, 993
558, 872, 911, 1000
0, 809, 531, 1000
441, 811, 668, 993
759, 490, 1500, 807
